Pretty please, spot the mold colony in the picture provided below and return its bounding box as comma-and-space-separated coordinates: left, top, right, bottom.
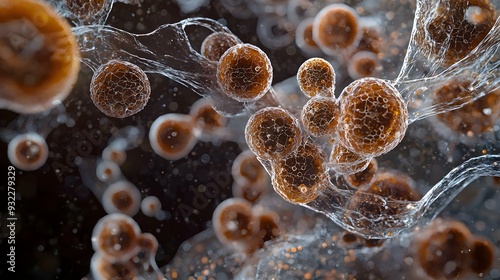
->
1, 0, 500, 279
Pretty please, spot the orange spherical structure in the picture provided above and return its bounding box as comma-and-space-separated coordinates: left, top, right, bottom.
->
65, 0, 109, 24
337, 77, 408, 157
297, 58, 336, 98
217, 44, 273, 102
301, 96, 339, 137
232, 150, 269, 187
347, 51, 379, 79
91, 213, 141, 262
212, 198, 255, 247
245, 107, 302, 160
102, 181, 141, 217
272, 141, 327, 204
0, 0, 80, 114
313, 4, 360, 54
329, 141, 371, 175
7, 133, 49, 171
149, 114, 197, 161
91, 253, 136, 280
90, 60, 151, 118
96, 160, 121, 182
253, 211, 280, 249
201, 32, 240, 61
141, 196, 162, 218
469, 237, 495, 274
295, 18, 320, 55
414, 220, 474, 279
189, 97, 227, 134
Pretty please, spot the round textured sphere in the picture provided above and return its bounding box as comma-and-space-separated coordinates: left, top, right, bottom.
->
217, 44, 273, 102
91, 213, 141, 262
201, 32, 240, 61
337, 77, 408, 157
272, 142, 326, 204
8, 133, 49, 171
297, 58, 336, 98
313, 4, 360, 52
414, 0, 495, 66
0, 0, 80, 114
90, 60, 151, 118
301, 96, 339, 137
245, 107, 302, 160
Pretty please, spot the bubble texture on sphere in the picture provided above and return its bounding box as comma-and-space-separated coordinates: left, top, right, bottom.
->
90, 60, 151, 118
301, 96, 339, 137
272, 141, 327, 204
217, 44, 273, 102
245, 107, 302, 160
297, 57, 336, 98
337, 77, 408, 157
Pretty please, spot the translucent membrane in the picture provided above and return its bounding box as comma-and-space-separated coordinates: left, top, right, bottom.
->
70, 18, 275, 116
303, 155, 500, 239
394, 1, 500, 122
